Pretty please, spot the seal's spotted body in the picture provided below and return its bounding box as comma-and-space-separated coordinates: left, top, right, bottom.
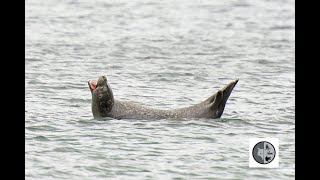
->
88, 76, 238, 120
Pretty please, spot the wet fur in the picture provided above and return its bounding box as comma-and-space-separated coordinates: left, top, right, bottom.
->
90, 76, 238, 120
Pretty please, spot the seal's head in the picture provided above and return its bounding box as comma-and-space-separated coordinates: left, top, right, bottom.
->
88, 76, 114, 118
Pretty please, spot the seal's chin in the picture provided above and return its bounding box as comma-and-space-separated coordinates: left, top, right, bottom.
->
88, 80, 97, 91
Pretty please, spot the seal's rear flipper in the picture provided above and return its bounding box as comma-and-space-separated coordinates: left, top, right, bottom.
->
214, 79, 239, 118
211, 90, 223, 110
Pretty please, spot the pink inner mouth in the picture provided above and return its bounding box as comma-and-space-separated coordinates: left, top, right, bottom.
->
89, 80, 97, 90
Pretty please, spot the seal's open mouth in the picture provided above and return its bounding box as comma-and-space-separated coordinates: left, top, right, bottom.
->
88, 80, 97, 91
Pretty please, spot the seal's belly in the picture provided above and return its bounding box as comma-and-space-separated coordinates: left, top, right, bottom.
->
109, 100, 208, 119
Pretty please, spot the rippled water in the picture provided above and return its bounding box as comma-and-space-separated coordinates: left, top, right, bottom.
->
25, 0, 295, 179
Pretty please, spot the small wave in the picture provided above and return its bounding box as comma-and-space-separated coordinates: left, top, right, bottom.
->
33, 135, 50, 141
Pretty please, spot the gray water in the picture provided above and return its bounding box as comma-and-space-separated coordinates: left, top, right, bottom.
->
25, 0, 295, 179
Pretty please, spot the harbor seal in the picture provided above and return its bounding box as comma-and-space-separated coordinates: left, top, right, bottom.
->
88, 76, 238, 119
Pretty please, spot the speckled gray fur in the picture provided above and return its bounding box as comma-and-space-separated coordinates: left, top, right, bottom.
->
89, 76, 238, 120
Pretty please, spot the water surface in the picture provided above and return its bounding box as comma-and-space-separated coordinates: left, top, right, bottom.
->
26, 0, 295, 179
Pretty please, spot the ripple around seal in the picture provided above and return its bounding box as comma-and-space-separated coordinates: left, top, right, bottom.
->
26, 0, 295, 179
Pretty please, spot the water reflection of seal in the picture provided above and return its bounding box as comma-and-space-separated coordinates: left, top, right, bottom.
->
88, 76, 238, 119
